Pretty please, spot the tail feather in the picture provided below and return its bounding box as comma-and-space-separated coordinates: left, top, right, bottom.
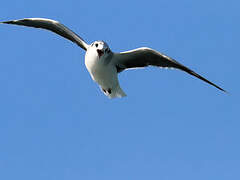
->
110, 85, 127, 99
101, 85, 126, 99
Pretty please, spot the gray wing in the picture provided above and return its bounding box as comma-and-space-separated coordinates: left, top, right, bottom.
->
1, 18, 89, 51
113, 47, 226, 92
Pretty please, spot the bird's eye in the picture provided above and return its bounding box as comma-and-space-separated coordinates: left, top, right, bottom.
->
95, 44, 98, 48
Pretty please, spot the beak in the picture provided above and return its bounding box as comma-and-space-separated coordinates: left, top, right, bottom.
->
97, 49, 104, 58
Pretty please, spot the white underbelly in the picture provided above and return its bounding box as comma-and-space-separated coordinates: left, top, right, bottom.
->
86, 62, 118, 89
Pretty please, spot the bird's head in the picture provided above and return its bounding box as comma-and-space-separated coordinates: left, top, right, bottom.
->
90, 40, 111, 59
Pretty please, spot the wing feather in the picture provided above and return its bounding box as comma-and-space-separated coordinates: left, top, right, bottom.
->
113, 47, 226, 92
1, 18, 89, 50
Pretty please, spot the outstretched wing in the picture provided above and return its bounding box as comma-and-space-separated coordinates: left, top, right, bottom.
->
113, 47, 226, 92
1, 18, 89, 51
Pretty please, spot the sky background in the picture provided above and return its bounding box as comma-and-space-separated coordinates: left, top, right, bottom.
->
0, 0, 239, 180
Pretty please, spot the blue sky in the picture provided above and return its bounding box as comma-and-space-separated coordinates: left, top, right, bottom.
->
0, 0, 239, 180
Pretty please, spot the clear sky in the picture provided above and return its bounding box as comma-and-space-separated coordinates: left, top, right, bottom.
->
0, 0, 239, 180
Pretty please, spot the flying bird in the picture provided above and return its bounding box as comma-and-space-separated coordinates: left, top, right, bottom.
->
1, 18, 226, 98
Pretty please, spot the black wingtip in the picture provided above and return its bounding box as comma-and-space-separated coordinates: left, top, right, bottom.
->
1, 20, 12, 23
1, 19, 29, 25
210, 82, 227, 93
221, 88, 228, 94
0, 20, 17, 24
180, 67, 227, 94
204, 81, 227, 94
218, 87, 227, 93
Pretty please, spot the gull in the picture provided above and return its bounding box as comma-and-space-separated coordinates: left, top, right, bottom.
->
1, 18, 226, 98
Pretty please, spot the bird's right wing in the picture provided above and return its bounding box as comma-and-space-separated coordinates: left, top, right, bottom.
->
113, 47, 226, 92
1, 18, 89, 51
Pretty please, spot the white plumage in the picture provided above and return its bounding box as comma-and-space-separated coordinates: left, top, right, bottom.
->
1, 18, 226, 98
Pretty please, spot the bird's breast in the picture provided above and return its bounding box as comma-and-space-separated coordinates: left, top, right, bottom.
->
85, 50, 99, 72
85, 54, 117, 88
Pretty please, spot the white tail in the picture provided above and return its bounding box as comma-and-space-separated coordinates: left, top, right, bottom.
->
106, 85, 127, 99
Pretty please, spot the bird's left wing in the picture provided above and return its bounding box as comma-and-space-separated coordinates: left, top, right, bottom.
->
113, 47, 226, 92
1, 18, 89, 51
